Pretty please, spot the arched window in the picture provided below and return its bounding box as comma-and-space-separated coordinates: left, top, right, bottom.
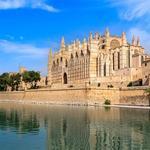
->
53, 61, 55, 66
65, 59, 68, 67
63, 72, 68, 84
104, 63, 106, 76
75, 52, 78, 58
71, 53, 73, 59
81, 50, 84, 56
57, 59, 59, 65
101, 39, 106, 49
60, 57, 63, 62
118, 52, 120, 69
113, 53, 115, 70
87, 49, 90, 56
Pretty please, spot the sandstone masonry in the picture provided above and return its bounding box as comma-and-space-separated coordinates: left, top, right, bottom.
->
48, 29, 150, 88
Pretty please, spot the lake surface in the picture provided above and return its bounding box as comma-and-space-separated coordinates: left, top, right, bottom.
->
0, 103, 150, 150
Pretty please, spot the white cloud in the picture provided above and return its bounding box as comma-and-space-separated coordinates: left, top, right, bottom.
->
108, 0, 150, 20
0, 39, 49, 58
127, 28, 150, 53
0, 0, 59, 12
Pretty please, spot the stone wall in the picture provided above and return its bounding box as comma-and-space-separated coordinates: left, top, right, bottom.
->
0, 87, 149, 106
0, 88, 120, 105
120, 87, 149, 106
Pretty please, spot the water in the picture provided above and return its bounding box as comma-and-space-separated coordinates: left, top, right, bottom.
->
0, 103, 150, 150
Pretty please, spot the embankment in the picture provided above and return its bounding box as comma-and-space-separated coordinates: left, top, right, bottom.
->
0, 87, 149, 106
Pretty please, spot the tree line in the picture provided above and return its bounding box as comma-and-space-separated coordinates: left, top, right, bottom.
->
0, 71, 41, 91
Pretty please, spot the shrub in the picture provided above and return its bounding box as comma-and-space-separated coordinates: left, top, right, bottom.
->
145, 88, 150, 95
104, 99, 111, 105
127, 82, 132, 87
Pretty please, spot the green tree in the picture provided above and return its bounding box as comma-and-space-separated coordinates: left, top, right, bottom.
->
8, 73, 21, 91
22, 71, 41, 89
0, 73, 10, 91
0, 73, 21, 91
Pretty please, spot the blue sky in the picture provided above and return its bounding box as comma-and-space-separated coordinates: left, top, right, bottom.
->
0, 0, 150, 75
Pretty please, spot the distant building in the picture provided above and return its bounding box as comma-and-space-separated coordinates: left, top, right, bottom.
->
19, 67, 27, 74
48, 29, 150, 88
7, 67, 47, 91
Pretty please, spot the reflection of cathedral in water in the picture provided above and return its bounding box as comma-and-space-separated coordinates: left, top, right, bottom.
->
0, 104, 150, 150
46, 108, 91, 150
45, 107, 150, 150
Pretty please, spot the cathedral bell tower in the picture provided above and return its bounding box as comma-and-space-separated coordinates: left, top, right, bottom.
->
88, 32, 99, 82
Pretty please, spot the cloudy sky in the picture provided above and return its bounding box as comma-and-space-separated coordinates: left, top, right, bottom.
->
0, 0, 149, 75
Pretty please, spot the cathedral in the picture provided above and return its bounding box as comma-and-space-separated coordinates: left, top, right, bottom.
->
48, 29, 150, 88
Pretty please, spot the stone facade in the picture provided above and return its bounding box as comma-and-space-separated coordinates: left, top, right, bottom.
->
48, 29, 149, 88
142, 60, 150, 86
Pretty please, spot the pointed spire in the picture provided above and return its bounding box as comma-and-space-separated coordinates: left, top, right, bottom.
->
137, 36, 140, 46
48, 48, 53, 64
73, 40, 76, 49
122, 32, 127, 45
83, 38, 86, 43
73, 40, 76, 46
89, 32, 93, 40
61, 36, 65, 46
132, 35, 135, 45
61, 36, 65, 51
75, 39, 80, 48
105, 28, 110, 37
95, 32, 99, 40
49, 48, 52, 59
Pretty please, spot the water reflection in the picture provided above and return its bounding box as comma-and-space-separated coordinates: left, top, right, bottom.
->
0, 109, 39, 134
0, 103, 150, 150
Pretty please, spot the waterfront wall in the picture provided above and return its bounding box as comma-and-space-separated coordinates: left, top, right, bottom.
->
0, 87, 149, 106
120, 87, 149, 106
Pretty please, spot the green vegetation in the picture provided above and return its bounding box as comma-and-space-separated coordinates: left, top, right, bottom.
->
0, 73, 21, 91
145, 88, 150, 95
0, 71, 41, 91
104, 99, 111, 105
0, 73, 9, 91
22, 71, 40, 89
0, 110, 40, 134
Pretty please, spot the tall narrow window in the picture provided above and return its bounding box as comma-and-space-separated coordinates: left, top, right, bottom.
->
81, 50, 84, 56
141, 56, 144, 65
76, 52, 78, 58
71, 54, 73, 59
65, 59, 68, 67
96, 58, 98, 77
104, 63, 106, 76
113, 53, 115, 70
60, 57, 63, 62
118, 52, 120, 69
57, 59, 59, 65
